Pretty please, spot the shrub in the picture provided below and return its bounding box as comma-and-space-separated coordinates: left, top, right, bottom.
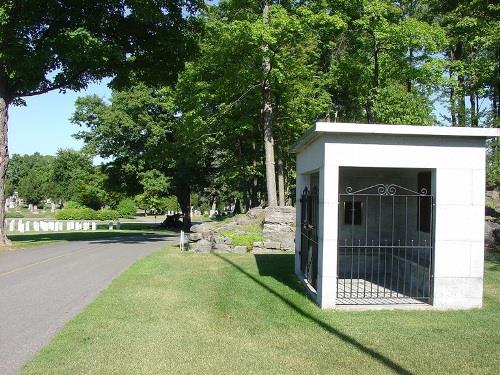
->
55, 208, 119, 221
6, 211, 23, 218
64, 201, 83, 209
97, 209, 119, 221
55, 208, 98, 220
116, 198, 137, 218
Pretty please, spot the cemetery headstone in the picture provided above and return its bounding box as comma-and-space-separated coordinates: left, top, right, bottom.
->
9, 220, 15, 232
25, 221, 30, 232
91, 222, 97, 231
108, 222, 113, 230
34, 221, 40, 232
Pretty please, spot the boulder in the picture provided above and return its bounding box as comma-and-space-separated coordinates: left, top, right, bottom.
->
263, 206, 296, 251
246, 207, 265, 220
253, 241, 264, 248
485, 219, 500, 252
213, 243, 231, 252
213, 236, 226, 244
189, 232, 203, 242
264, 241, 281, 250
486, 190, 500, 200
232, 246, 247, 254
235, 215, 252, 226
192, 239, 213, 253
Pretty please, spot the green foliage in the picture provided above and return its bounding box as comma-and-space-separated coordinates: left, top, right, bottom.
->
55, 208, 99, 220
6, 153, 55, 204
97, 210, 120, 221
55, 208, 119, 221
5, 211, 23, 218
219, 222, 263, 249
116, 198, 137, 218
51, 149, 108, 209
64, 201, 84, 209
373, 83, 435, 125
487, 140, 500, 189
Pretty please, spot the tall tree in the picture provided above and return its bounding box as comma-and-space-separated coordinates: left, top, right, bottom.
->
0, 0, 201, 244
261, 0, 278, 206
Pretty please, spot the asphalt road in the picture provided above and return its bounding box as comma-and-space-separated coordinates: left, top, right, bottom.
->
0, 233, 176, 375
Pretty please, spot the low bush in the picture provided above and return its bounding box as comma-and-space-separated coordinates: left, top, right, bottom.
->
64, 201, 83, 209
55, 208, 97, 220
116, 198, 137, 218
55, 208, 119, 221
97, 209, 120, 221
6, 211, 24, 218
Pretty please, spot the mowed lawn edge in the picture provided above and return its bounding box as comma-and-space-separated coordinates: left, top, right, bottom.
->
22, 248, 500, 375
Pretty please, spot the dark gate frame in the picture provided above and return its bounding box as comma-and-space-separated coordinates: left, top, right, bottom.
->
337, 183, 434, 305
300, 187, 319, 290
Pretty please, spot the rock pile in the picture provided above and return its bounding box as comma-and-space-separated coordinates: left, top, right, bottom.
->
187, 207, 265, 253
187, 206, 297, 253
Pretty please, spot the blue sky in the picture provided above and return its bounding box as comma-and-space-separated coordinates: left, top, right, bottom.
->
9, 79, 112, 156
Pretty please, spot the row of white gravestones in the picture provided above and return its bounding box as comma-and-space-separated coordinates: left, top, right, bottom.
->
166, 211, 182, 216
6, 220, 100, 233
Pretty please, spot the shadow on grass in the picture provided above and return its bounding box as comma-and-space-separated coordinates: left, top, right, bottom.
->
254, 253, 305, 294
215, 253, 413, 375
485, 250, 500, 271
8, 231, 175, 246
88, 233, 177, 245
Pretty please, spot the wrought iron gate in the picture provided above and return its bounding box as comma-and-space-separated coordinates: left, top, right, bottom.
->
337, 183, 434, 305
300, 187, 319, 290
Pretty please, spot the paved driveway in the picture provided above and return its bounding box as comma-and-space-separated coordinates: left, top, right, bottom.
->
0, 234, 176, 375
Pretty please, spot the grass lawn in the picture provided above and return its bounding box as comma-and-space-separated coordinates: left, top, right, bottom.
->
23, 249, 500, 374
6, 223, 174, 250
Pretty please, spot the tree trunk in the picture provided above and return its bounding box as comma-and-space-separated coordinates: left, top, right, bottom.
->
495, 49, 500, 121
457, 75, 466, 127
449, 65, 457, 126
0, 82, 11, 246
367, 36, 379, 124
261, 0, 278, 207
407, 48, 413, 92
251, 141, 258, 207
455, 43, 466, 127
470, 92, 478, 127
177, 185, 191, 231
277, 154, 285, 207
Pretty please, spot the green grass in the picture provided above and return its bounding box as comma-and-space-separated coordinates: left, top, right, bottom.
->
6, 208, 56, 219
23, 250, 500, 374
219, 224, 263, 249
6, 222, 173, 250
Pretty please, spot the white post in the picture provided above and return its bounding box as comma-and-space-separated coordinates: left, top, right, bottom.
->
25, 221, 30, 232
180, 230, 184, 250
108, 222, 113, 230
9, 220, 14, 232
116, 221, 121, 230
91, 222, 97, 231
34, 221, 40, 232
